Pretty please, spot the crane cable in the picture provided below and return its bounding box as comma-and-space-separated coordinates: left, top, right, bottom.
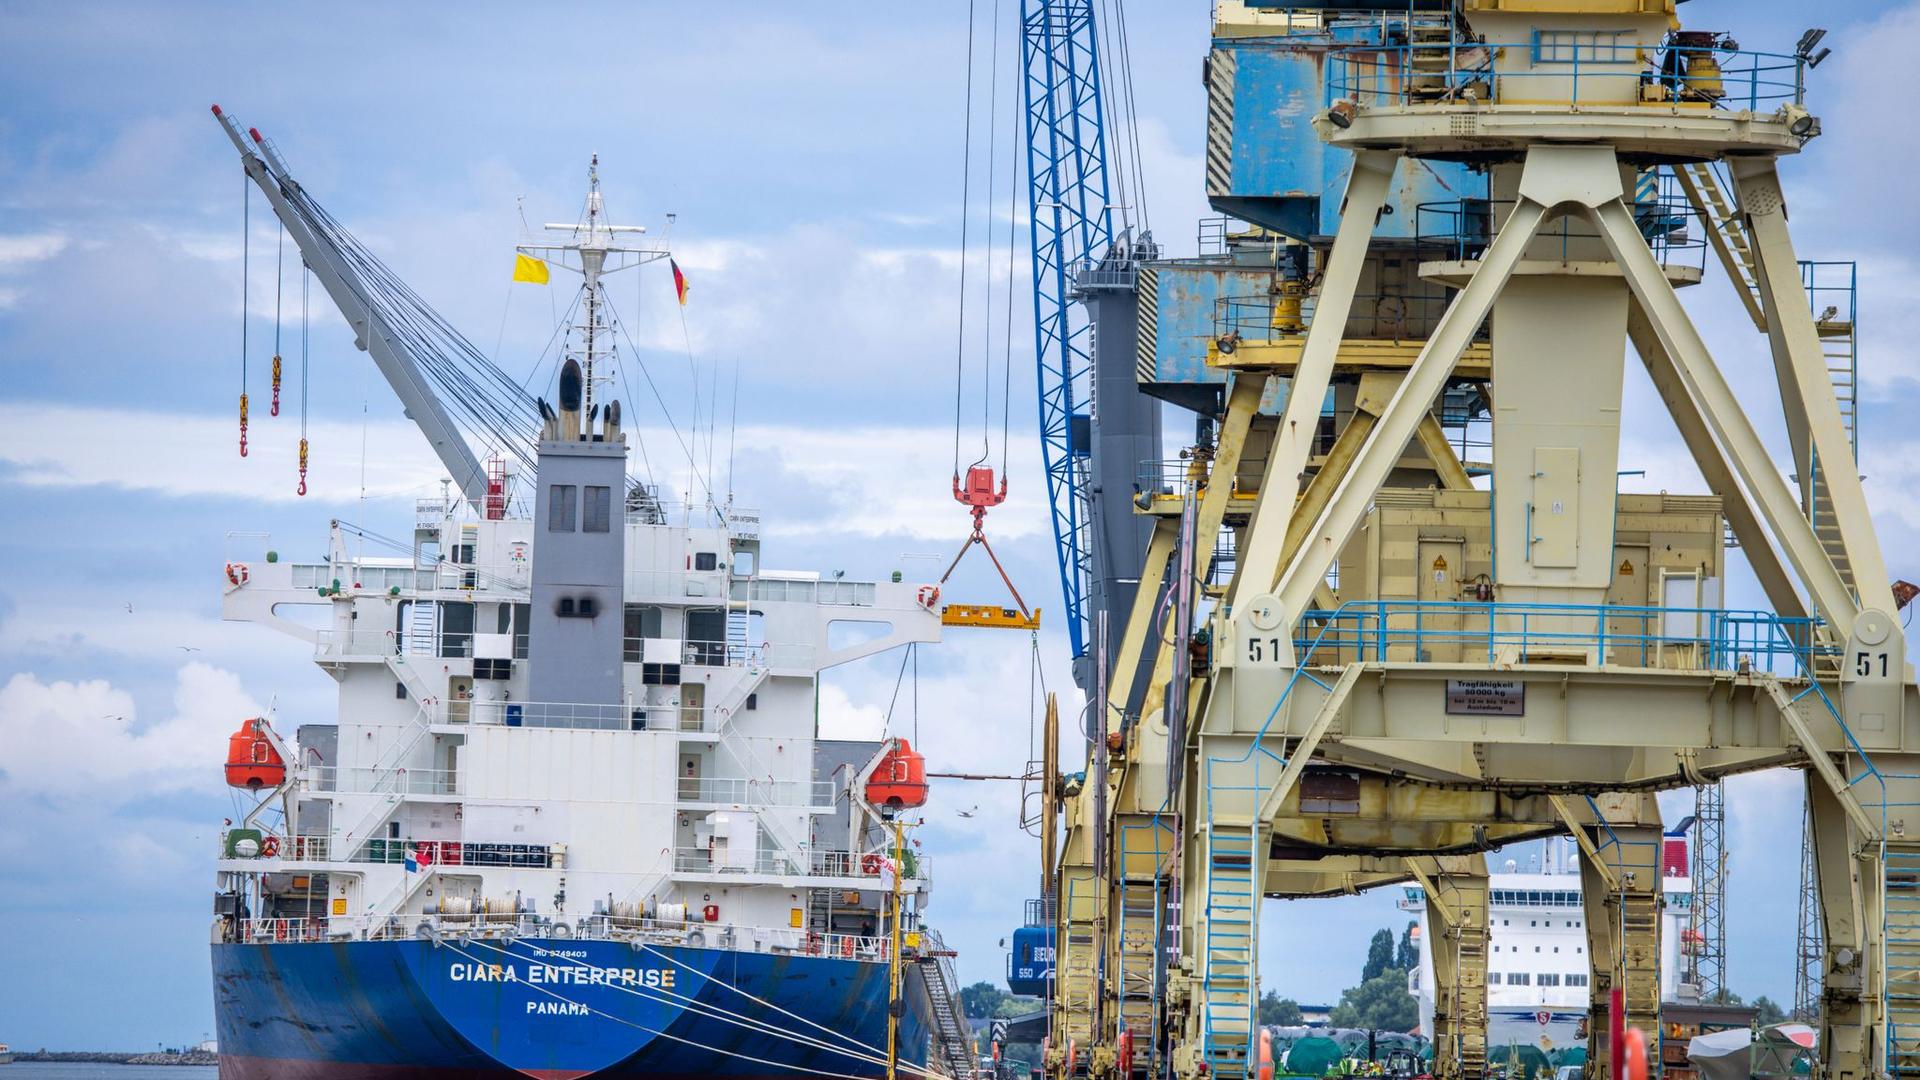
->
239, 173, 249, 458
271, 225, 284, 417
298, 264, 310, 496
949, 0, 980, 480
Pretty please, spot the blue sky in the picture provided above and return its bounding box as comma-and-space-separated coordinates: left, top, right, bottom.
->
2, 0, 1919, 1051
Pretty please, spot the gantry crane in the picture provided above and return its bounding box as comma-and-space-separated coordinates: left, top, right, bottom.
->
1036, 7, 1909, 1080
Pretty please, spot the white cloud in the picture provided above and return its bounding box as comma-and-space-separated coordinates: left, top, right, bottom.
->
0, 402, 445, 503
0, 231, 69, 268
0, 662, 260, 800
0, 402, 1050, 542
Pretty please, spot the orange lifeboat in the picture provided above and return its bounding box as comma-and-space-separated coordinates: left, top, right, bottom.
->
225, 717, 286, 790
865, 739, 928, 810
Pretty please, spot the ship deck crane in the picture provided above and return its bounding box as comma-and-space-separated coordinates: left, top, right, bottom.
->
212, 105, 565, 512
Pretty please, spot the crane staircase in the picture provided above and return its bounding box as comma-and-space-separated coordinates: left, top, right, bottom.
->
1199, 824, 1257, 1080
918, 928, 981, 1080
1884, 847, 1920, 1080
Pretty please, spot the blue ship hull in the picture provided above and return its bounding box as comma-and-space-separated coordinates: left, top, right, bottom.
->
212, 938, 932, 1079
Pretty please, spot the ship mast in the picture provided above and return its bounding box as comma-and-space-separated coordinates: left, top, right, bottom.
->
519, 155, 670, 419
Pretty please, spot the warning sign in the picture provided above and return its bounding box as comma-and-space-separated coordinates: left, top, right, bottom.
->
1619, 559, 1635, 575
1445, 679, 1525, 716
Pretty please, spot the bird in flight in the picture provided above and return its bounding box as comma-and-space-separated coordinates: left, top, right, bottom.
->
956, 805, 979, 820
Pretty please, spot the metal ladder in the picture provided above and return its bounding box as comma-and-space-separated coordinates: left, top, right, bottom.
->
1802, 260, 1860, 604
1200, 824, 1257, 1080
404, 599, 439, 656
918, 928, 980, 1079
1885, 847, 1920, 1080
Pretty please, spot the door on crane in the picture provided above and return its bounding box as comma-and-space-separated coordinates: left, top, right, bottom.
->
1607, 545, 1650, 667
1416, 539, 1466, 663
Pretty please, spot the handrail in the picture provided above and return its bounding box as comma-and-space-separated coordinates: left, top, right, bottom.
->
225, 914, 896, 963
1288, 599, 1836, 674
1327, 41, 1808, 111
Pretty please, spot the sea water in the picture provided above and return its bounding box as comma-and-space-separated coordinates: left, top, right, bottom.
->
2, 1066, 219, 1080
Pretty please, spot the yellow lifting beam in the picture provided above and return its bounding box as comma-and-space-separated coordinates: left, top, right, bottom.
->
938, 603, 1041, 631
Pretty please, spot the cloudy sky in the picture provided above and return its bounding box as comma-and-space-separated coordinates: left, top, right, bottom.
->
2, 0, 1918, 1052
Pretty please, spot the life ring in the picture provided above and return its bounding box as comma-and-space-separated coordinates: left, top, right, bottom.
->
861, 853, 884, 876
687, 929, 707, 949
916, 585, 940, 610
806, 932, 822, 956
842, 936, 856, 958
260, 835, 281, 858
225, 563, 250, 587
274, 921, 288, 942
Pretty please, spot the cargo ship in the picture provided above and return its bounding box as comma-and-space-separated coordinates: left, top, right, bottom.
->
208, 107, 979, 1080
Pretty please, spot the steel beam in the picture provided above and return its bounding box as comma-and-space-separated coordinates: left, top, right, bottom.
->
1625, 297, 1809, 622
1731, 157, 1893, 613
1266, 183, 1550, 623
1587, 188, 1861, 640
1228, 150, 1400, 611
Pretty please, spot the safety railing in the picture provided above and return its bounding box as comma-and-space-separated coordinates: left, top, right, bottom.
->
313, 629, 531, 661
670, 845, 932, 885
224, 832, 552, 869
624, 568, 731, 602
1213, 287, 1463, 344
443, 699, 680, 731
1327, 41, 1808, 111
1414, 193, 1707, 271
225, 913, 896, 962
1136, 457, 1272, 502
309, 766, 461, 796
1289, 600, 1836, 674
675, 776, 838, 809
734, 577, 879, 607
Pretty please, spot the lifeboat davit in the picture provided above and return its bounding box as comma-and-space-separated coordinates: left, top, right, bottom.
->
865, 739, 928, 810
225, 717, 286, 790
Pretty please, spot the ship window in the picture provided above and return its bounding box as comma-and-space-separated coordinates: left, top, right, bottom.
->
1539, 973, 1560, 987
559, 597, 575, 616
440, 602, 474, 657
746, 693, 758, 711
1568, 973, 1589, 987
1553, 946, 1560, 953
1534, 946, 1541, 953
695, 551, 719, 571
549, 484, 577, 532
642, 663, 682, 686
583, 486, 612, 533
395, 681, 408, 700
1509, 973, 1530, 986
624, 605, 665, 662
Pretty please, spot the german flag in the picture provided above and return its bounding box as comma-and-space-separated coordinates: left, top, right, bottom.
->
670, 258, 690, 306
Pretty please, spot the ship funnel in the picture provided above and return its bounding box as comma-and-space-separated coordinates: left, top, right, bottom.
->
557, 359, 583, 439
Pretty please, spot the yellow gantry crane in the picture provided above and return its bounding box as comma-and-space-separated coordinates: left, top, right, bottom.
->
1036, 5, 1909, 1080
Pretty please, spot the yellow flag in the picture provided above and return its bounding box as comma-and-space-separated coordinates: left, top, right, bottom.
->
512, 253, 550, 285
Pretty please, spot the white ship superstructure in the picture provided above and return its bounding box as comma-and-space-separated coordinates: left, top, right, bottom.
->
1404, 840, 1693, 1055
210, 154, 947, 962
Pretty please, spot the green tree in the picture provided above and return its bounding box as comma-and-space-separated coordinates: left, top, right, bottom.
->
1750, 995, 1787, 1026
961, 981, 1008, 1020
1363, 928, 1396, 982
1397, 921, 1419, 971
1260, 989, 1304, 1026
1329, 970, 1420, 1032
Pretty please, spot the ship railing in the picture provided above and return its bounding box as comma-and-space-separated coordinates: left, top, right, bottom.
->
227, 832, 555, 870
676, 776, 838, 809
669, 845, 931, 884
733, 577, 879, 608
443, 699, 677, 731
309, 766, 460, 797
1327, 40, 1808, 111
1290, 599, 1835, 675
230, 914, 896, 962
621, 638, 815, 671
313, 629, 403, 658
624, 568, 731, 603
